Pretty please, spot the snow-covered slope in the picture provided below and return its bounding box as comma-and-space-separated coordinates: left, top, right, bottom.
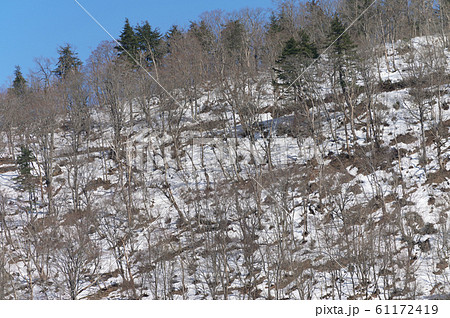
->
1, 35, 450, 300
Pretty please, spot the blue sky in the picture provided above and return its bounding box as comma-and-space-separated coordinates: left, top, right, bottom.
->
0, 0, 276, 89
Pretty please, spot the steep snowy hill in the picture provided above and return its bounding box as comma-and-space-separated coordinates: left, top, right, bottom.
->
1, 35, 450, 300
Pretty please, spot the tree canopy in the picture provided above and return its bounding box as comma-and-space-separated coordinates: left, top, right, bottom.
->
54, 44, 82, 78
11, 66, 27, 96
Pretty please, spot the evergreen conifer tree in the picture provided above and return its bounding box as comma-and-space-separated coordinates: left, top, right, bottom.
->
222, 19, 245, 56
167, 25, 182, 39
276, 37, 301, 82
15, 146, 36, 210
328, 15, 356, 92
298, 30, 319, 60
54, 44, 82, 78
116, 18, 139, 63
189, 20, 214, 52
166, 25, 182, 54
135, 21, 163, 66
267, 12, 284, 35
329, 15, 355, 58
11, 66, 27, 96
274, 29, 318, 99
16, 146, 34, 186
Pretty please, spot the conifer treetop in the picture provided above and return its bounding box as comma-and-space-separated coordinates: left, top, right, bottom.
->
54, 44, 82, 78
11, 65, 27, 96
